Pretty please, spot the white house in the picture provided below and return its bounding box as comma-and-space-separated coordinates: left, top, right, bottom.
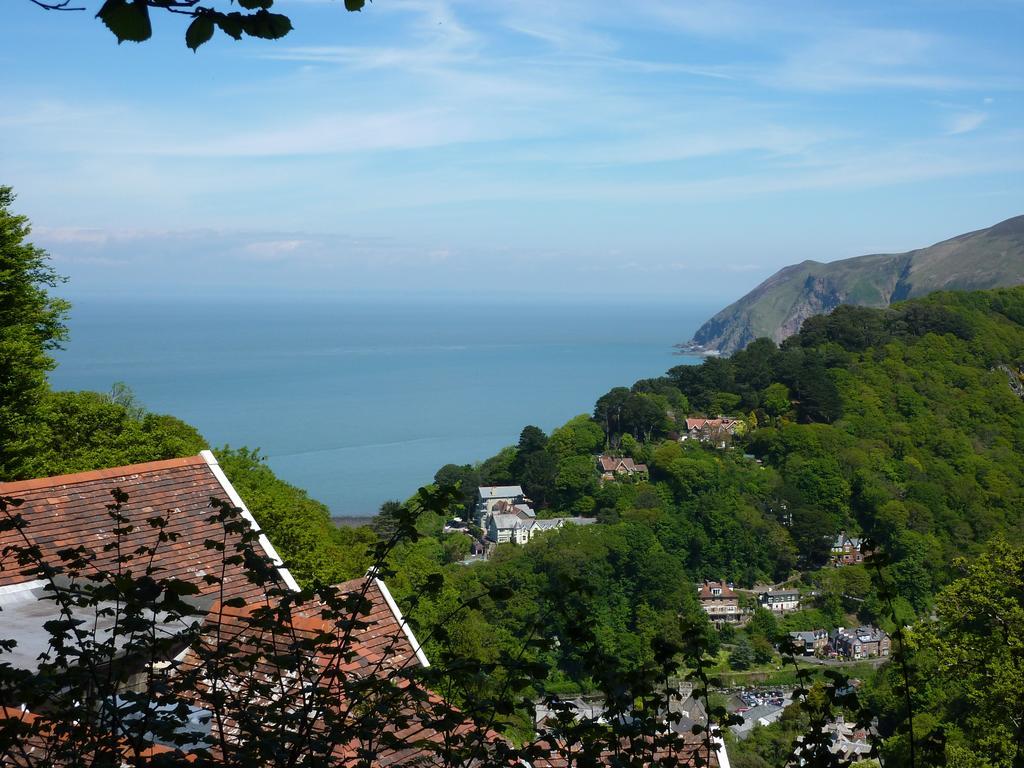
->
758, 589, 801, 613
475, 485, 531, 526
486, 513, 595, 546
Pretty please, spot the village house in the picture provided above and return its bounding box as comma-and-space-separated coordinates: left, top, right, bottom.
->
476, 485, 596, 548
758, 589, 801, 613
474, 485, 533, 526
681, 417, 741, 447
795, 716, 874, 763
698, 581, 745, 626
487, 509, 596, 545
830, 532, 868, 566
829, 626, 891, 660
596, 454, 649, 483
787, 629, 829, 657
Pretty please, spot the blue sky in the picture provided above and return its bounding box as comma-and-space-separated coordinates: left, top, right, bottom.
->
2, 0, 1022, 303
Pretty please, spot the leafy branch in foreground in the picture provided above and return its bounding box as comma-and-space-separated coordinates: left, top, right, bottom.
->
1, 484, 730, 767
25, 0, 370, 50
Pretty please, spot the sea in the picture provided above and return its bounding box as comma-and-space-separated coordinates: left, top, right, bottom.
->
49, 298, 711, 521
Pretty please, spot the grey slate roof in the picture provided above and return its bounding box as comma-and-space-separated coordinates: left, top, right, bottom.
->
0, 579, 207, 673
478, 486, 524, 500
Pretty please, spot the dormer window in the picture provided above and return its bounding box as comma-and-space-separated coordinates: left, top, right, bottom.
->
711, 587, 722, 596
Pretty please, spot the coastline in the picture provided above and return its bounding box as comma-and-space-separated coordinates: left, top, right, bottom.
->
673, 340, 722, 357
332, 516, 376, 529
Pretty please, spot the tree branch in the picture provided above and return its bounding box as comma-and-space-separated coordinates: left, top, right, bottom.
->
28, 0, 86, 10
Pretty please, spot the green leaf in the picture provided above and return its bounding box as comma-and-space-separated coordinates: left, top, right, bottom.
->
240, 9, 292, 40
96, 0, 152, 44
186, 16, 215, 51
213, 11, 245, 41
238, 0, 274, 7
345, 0, 366, 10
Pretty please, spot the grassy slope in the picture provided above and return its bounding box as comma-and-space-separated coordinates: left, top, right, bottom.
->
688, 215, 1024, 354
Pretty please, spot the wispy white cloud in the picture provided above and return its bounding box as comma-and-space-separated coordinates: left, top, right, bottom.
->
946, 111, 989, 134
632, 0, 764, 39
763, 27, 1000, 91
3, 0, 1022, 299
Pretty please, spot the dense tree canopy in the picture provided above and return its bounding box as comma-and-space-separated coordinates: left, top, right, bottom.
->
0, 187, 69, 478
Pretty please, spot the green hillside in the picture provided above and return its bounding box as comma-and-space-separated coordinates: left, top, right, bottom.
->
682, 215, 1024, 355
397, 285, 1024, 764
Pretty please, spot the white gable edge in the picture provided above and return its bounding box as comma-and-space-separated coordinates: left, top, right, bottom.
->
0, 579, 48, 597
373, 574, 431, 669
199, 450, 301, 593
714, 734, 732, 768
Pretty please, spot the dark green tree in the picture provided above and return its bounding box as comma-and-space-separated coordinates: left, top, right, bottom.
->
728, 636, 755, 671
748, 607, 779, 643
594, 387, 630, 444
479, 446, 516, 486
434, 463, 481, 512
512, 426, 557, 504
373, 499, 404, 541
0, 186, 70, 479
515, 425, 548, 455
621, 393, 668, 441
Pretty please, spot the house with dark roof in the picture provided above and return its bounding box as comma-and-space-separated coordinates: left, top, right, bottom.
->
830, 532, 868, 566
596, 455, 648, 483
486, 508, 596, 545
788, 629, 829, 657
829, 626, 890, 660
757, 589, 801, 614
681, 417, 741, 448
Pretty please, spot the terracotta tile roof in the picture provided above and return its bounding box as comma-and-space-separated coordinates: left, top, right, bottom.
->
698, 581, 737, 600
0, 453, 295, 602
597, 456, 648, 474
177, 576, 504, 766
0, 707, 186, 766
177, 577, 424, 690
685, 417, 739, 433
304, 575, 427, 672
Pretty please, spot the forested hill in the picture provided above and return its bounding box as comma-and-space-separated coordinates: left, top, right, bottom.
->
388, 286, 1024, 763
681, 214, 1024, 355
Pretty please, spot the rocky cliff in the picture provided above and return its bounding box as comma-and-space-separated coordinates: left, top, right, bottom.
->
681, 215, 1024, 355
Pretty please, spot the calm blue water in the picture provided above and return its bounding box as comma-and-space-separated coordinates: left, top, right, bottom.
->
49, 299, 708, 517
